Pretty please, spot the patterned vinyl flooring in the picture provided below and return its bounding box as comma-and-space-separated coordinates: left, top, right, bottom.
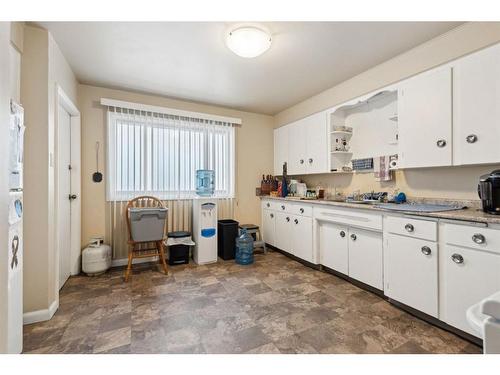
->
23, 251, 481, 354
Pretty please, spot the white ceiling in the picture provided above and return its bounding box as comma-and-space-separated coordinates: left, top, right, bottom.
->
38, 22, 462, 115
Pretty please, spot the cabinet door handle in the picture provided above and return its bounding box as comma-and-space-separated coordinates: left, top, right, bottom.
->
281, 205, 285, 210
266, 202, 270, 208
308, 158, 313, 164
270, 213, 274, 218
299, 208, 304, 214
286, 217, 290, 222
451, 253, 464, 264
294, 219, 298, 224
472, 233, 485, 244
300, 159, 304, 164
339, 230, 346, 238
350, 233, 357, 241
405, 223, 414, 232
421, 246, 432, 256
436, 139, 447, 148
466, 134, 478, 144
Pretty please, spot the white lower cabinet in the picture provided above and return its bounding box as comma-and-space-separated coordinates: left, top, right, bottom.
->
319, 222, 349, 275
441, 244, 500, 336
348, 228, 383, 290
385, 234, 438, 317
275, 211, 292, 254
290, 215, 313, 263
262, 209, 276, 247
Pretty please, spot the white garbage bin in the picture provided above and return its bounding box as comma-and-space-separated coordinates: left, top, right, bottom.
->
466, 291, 500, 354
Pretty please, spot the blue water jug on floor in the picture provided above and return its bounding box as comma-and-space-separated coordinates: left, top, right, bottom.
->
235, 228, 254, 265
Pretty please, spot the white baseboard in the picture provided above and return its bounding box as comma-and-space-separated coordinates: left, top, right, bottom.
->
111, 256, 159, 268
23, 299, 59, 325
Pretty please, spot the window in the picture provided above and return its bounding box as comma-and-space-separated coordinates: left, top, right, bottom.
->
106, 106, 235, 201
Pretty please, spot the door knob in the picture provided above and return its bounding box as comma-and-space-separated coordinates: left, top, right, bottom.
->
436, 139, 447, 148
404, 223, 414, 232
421, 246, 432, 256
472, 233, 485, 244
466, 134, 478, 144
69, 194, 78, 201
339, 231, 346, 238
451, 253, 464, 264
350, 233, 357, 241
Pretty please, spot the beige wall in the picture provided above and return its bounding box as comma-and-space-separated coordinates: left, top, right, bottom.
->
274, 22, 500, 201
78, 84, 274, 248
21, 25, 78, 314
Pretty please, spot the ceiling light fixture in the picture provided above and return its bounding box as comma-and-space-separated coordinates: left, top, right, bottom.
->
226, 25, 272, 58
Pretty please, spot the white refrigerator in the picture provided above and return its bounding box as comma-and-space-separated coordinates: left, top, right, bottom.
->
7, 100, 24, 353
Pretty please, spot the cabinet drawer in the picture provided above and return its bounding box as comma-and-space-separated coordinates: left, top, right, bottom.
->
444, 223, 500, 255
261, 199, 282, 211
385, 215, 437, 241
288, 202, 313, 217
313, 206, 382, 231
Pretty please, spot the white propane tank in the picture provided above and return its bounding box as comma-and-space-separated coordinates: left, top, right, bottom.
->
82, 241, 112, 276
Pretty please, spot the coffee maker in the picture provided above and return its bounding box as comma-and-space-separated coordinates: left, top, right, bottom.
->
478, 170, 500, 214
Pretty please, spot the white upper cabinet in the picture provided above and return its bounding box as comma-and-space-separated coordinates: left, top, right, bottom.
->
286, 111, 328, 176
453, 43, 500, 165
397, 66, 453, 168
287, 120, 307, 175
273, 126, 289, 175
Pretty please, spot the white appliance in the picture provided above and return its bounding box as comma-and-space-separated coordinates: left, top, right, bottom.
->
7, 100, 24, 354
192, 199, 217, 264
467, 291, 500, 354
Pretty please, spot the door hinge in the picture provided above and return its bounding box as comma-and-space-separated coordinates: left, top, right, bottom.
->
68, 165, 72, 170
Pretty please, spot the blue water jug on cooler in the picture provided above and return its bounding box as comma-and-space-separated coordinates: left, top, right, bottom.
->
196, 169, 215, 196
235, 229, 254, 265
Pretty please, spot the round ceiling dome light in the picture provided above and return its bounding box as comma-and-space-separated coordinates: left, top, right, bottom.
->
226, 25, 272, 58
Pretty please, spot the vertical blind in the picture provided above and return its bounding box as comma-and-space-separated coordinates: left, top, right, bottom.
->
106, 106, 236, 201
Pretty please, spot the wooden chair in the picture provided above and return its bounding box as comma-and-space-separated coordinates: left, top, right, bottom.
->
124, 196, 168, 281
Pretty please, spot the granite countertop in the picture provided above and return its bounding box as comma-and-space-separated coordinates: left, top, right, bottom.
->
260, 196, 500, 225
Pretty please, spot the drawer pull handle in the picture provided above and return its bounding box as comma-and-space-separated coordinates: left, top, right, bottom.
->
270, 213, 274, 218
472, 233, 485, 244
350, 233, 357, 241
339, 230, 346, 238
405, 223, 414, 232
294, 219, 299, 224
286, 217, 290, 222
436, 139, 447, 148
266, 203, 270, 207
300, 208, 304, 213
300, 159, 304, 164
451, 253, 464, 264
421, 246, 431, 256
308, 158, 313, 164
281, 205, 285, 210
466, 134, 478, 144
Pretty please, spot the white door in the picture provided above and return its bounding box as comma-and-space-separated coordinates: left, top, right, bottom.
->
319, 221, 349, 274
442, 244, 500, 336
398, 67, 452, 168
290, 215, 313, 263
287, 120, 307, 176
385, 234, 438, 317
348, 228, 383, 289
453, 43, 500, 165
57, 104, 72, 289
262, 209, 276, 247
304, 111, 329, 174
273, 126, 289, 176
275, 212, 291, 253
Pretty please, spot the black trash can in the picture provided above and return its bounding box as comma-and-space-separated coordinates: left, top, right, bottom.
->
217, 219, 239, 260
167, 231, 191, 265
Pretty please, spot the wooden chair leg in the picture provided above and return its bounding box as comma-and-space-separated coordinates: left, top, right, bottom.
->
157, 241, 168, 275
124, 246, 133, 282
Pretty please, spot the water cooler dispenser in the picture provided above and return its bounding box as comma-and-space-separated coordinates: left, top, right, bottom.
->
192, 199, 218, 264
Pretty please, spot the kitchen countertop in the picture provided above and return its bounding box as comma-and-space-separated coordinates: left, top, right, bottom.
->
260, 196, 500, 225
